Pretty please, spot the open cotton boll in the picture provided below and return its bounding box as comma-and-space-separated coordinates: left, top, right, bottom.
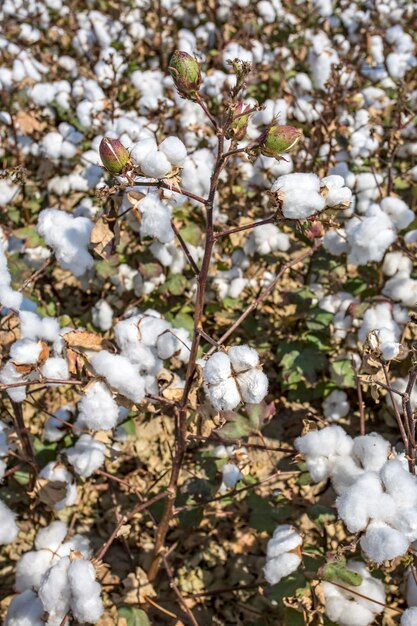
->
0, 362, 27, 403
138, 193, 174, 243
322, 390, 350, 421
4, 590, 44, 626
221, 463, 243, 489
10, 338, 42, 365
38, 556, 70, 618
346, 208, 397, 265
156, 328, 189, 360
360, 520, 409, 563
159, 136, 187, 166
351, 433, 390, 471
19, 311, 60, 342
272, 173, 321, 193
267, 525, 302, 558
295, 425, 354, 461
39, 463, 77, 510
16, 550, 58, 592
91, 351, 146, 403
380, 196, 414, 230
204, 352, 231, 385
245, 223, 290, 255
264, 552, 301, 585
37, 209, 94, 277
208, 378, 241, 411
140, 149, 172, 178
92, 299, 113, 331
0, 499, 19, 545
68, 559, 103, 623
35, 521, 68, 551
130, 137, 158, 165
41, 357, 69, 382
382, 251, 412, 277
236, 369, 269, 404
402, 608, 417, 626
324, 229, 349, 256
331, 455, 365, 495
229, 345, 259, 372
0, 240, 23, 310
45, 409, 70, 443
380, 459, 417, 508
137, 313, 171, 347
383, 272, 417, 308
336, 472, 396, 532
321, 175, 352, 207
77, 381, 119, 431
280, 187, 326, 219
406, 567, 417, 606
66, 434, 106, 477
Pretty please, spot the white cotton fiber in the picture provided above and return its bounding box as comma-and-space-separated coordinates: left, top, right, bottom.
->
68, 559, 103, 623
382, 252, 412, 277
159, 136, 187, 166
138, 193, 174, 243
360, 520, 409, 563
92, 299, 113, 331
140, 149, 172, 178
204, 352, 231, 385
41, 357, 69, 382
0, 240, 23, 311
66, 434, 106, 477
222, 463, 243, 489
267, 525, 302, 557
38, 556, 71, 617
208, 378, 241, 411
77, 381, 119, 431
336, 473, 395, 533
37, 208, 94, 277
16, 550, 56, 592
237, 368, 269, 404
402, 607, 417, 626
10, 338, 42, 365
271, 173, 325, 219
229, 345, 259, 372
346, 208, 396, 265
263, 552, 301, 585
351, 433, 390, 471
381, 196, 414, 230
19, 311, 60, 342
0, 499, 19, 545
5, 590, 44, 626
35, 521, 68, 551
39, 463, 77, 510
0, 362, 27, 403
91, 351, 146, 403
295, 425, 353, 460
322, 389, 350, 421
331, 455, 364, 495
380, 459, 417, 509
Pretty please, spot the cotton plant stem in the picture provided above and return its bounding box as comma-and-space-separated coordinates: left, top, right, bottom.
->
382, 362, 411, 466
171, 219, 200, 275
403, 366, 417, 473
148, 128, 227, 582
10, 401, 37, 482
213, 215, 275, 239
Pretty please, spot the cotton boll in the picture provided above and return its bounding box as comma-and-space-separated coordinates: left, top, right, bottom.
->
68, 559, 103, 623
140, 149, 172, 178
381, 196, 414, 230
130, 138, 158, 165
19, 311, 60, 342
208, 378, 241, 411
66, 434, 106, 477
281, 187, 326, 219
406, 568, 417, 608
323, 593, 375, 626
44, 410, 68, 442
245, 224, 290, 255
0, 499, 19, 545
41, 357, 69, 382
360, 521, 409, 563
351, 433, 390, 471
228, 345, 259, 372
237, 369, 269, 404
91, 351, 146, 403
204, 352, 231, 385
380, 459, 417, 509
331, 455, 365, 495
323, 390, 350, 421
264, 552, 301, 585
324, 229, 349, 256
38, 556, 71, 618
92, 299, 113, 331
159, 136, 187, 166
138, 193, 174, 243
39, 463, 77, 510
382, 251, 412, 277
5, 590, 44, 626
267, 525, 302, 557
16, 551, 57, 592
402, 608, 417, 626
336, 473, 396, 532
0, 361, 27, 403
35, 521, 68, 551
346, 208, 397, 266
295, 425, 354, 461
138, 313, 171, 347
221, 463, 243, 489
77, 382, 119, 431
10, 338, 42, 364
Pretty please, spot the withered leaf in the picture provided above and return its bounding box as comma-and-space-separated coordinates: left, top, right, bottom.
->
90, 217, 117, 259
63, 330, 108, 351
33, 477, 68, 507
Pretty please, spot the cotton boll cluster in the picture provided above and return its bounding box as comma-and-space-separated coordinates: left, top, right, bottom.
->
296, 426, 417, 563
130, 135, 187, 179
203, 346, 268, 410
264, 525, 302, 585
322, 561, 385, 626
7, 521, 102, 625
37, 208, 94, 277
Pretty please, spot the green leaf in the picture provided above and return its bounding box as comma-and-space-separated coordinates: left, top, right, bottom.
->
118, 607, 150, 626
164, 273, 188, 295
13, 469, 30, 486
284, 607, 305, 626
172, 312, 194, 334
330, 358, 356, 388
181, 222, 202, 246
323, 561, 362, 587
120, 419, 136, 436
267, 571, 307, 602
33, 438, 59, 467
216, 412, 252, 440
247, 493, 291, 532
